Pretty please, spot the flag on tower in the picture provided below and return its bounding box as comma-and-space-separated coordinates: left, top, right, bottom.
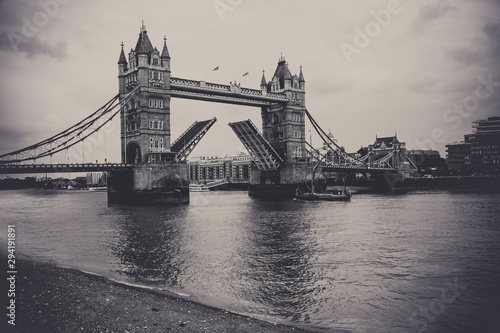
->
242, 71, 249, 77
212, 66, 219, 71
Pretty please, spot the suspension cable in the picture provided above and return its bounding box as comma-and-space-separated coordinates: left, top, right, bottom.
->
0, 86, 139, 164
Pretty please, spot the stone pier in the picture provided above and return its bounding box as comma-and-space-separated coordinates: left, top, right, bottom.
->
108, 162, 189, 205
248, 163, 323, 198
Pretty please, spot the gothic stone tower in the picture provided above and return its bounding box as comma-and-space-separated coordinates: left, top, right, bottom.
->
118, 23, 172, 164
247, 56, 311, 197
260, 55, 306, 164
110, 24, 189, 205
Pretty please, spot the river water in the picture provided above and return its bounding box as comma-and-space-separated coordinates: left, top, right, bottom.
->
1, 189, 499, 332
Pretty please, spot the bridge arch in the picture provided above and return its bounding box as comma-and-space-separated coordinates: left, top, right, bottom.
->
126, 142, 142, 164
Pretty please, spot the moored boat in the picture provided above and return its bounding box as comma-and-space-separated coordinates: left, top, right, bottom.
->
294, 156, 352, 201
189, 184, 209, 192
88, 186, 107, 192
294, 188, 352, 201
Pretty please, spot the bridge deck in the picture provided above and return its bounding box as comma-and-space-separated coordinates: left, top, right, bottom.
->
321, 164, 396, 173
0, 163, 132, 174
170, 77, 287, 107
229, 120, 283, 171
171, 118, 217, 160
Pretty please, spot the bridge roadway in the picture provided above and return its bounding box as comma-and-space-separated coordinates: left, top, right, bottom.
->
0, 162, 396, 175
0, 163, 132, 174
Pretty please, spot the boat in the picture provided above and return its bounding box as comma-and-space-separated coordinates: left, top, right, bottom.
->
189, 184, 209, 192
294, 188, 352, 201
88, 186, 107, 192
294, 154, 352, 201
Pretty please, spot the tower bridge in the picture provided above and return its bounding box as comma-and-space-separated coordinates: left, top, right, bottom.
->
0, 23, 399, 203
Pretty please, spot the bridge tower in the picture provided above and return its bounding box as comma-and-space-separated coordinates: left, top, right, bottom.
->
118, 22, 173, 164
260, 56, 307, 163
110, 23, 189, 205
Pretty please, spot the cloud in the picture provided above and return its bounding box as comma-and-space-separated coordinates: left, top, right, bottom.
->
408, 1, 459, 37
445, 47, 480, 67
0, 31, 67, 59
484, 20, 500, 58
417, 2, 458, 22
0, 0, 68, 59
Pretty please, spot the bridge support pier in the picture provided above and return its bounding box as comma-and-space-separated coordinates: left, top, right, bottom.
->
248, 163, 323, 198
107, 162, 189, 205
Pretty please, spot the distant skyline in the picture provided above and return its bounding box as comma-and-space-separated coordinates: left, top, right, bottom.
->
1, 0, 499, 163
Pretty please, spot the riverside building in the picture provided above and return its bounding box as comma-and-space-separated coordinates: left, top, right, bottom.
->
446, 117, 500, 175
188, 153, 251, 184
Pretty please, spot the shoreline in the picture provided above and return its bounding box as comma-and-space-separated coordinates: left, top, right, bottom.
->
5, 258, 324, 333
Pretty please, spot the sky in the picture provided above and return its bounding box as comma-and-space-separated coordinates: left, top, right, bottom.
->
0, 0, 499, 164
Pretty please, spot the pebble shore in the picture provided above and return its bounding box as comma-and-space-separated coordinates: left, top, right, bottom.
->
7, 259, 318, 333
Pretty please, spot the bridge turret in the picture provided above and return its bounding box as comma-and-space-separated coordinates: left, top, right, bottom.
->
284, 63, 292, 90
161, 37, 170, 64
260, 70, 267, 92
118, 42, 128, 94
299, 65, 305, 106
118, 42, 128, 70
299, 65, 305, 86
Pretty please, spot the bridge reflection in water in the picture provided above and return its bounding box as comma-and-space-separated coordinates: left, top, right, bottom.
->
2, 189, 499, 332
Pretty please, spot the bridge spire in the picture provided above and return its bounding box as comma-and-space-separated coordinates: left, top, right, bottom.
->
118, 42, 127, 65
260, 69, 267, 90
161, 36, 170, 59
299, 64, 305, 82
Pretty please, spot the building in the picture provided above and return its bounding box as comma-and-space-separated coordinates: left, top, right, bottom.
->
406, 150, 447, 175
86, 172, 107, 186
260, 55, 307, 163
189, 153, 252, 184
446, 117, 500, 175
118, 22, 173, 164
359, 135, 407, 169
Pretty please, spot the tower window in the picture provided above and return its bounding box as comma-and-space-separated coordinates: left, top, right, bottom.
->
149, 99, 164, 109
149, 120, 164, 130
152, 58, 159, 66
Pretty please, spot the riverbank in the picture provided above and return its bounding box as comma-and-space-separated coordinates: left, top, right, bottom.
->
6, 259, 317, 333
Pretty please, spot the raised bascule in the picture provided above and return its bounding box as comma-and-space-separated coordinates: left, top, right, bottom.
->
0, 23, 398, 204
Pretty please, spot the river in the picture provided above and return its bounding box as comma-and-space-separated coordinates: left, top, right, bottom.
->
1, 188, 499, 332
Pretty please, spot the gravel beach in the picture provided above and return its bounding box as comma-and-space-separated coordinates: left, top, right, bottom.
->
4, 259, 319, 333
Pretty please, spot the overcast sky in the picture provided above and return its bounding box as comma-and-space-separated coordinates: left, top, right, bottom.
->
1, 0, 499, 163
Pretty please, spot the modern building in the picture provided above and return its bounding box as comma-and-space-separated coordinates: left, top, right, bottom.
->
406, 150, 447, 175
189, 153, 252, 184
446, 117, 500, 174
